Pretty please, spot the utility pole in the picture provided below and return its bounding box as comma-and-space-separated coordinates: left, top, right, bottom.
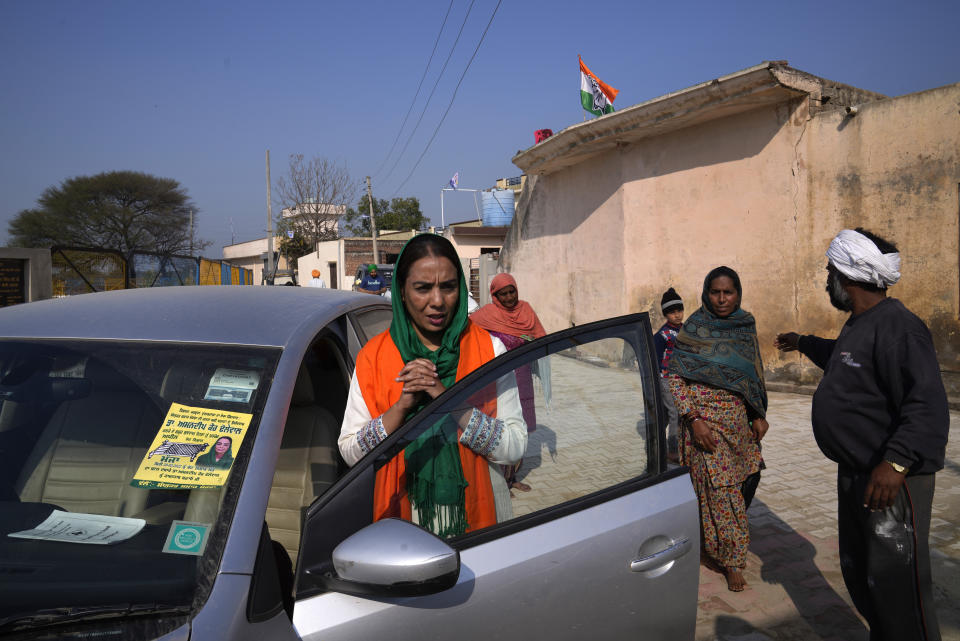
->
189, 209, 194, 254
366, 176, 378, 265
265, 150, 275, 282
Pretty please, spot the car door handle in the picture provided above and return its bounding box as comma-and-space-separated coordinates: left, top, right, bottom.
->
629, 537, 692, 573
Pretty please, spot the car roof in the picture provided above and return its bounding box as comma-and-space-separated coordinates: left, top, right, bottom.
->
0, 286, 391, 348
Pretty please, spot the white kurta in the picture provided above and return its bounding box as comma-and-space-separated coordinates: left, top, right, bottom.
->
338, 335, 527, 524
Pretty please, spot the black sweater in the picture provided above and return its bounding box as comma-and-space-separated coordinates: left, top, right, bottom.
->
798, 298, 949, 475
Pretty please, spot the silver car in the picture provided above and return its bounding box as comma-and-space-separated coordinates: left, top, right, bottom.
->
0, 286, 698, 640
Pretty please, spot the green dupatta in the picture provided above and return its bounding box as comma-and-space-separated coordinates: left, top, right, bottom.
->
666, 305, 767, 418
388, 238, 471, 536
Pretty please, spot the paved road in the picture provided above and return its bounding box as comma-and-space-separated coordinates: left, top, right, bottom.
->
695, 391, 960, 641
502, 349, 957, 640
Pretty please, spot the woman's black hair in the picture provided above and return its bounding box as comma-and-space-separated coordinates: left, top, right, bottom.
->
394, 234, 463, 290
216, 436, 233, 446
701, 265, 742, 314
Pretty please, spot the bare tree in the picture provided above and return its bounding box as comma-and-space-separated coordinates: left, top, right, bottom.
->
273, 154, 357, 255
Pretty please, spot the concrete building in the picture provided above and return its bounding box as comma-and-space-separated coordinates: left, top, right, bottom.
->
222, 237, 292, 285
296, 231, 416, 291
281, 201, 346, 239
495, 175, 526, 194
442, 220, 508, 260
295, 222, 510, 300
0, 248, 52, 306
443, 221, 508, 302
502, 61, 960, 397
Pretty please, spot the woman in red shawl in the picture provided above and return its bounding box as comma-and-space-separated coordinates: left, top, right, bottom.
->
470, 273, 546, 492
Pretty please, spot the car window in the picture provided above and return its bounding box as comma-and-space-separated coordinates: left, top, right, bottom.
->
351, 306, 392, 342
369, 330, 654, 539
265, 333, 351, 565
0, 339, 280, 635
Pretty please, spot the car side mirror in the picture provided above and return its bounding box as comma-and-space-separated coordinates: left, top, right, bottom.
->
314, 518, 460, 598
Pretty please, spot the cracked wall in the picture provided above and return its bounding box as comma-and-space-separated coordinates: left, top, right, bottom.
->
502, 81, 960, 398
798, 82, 960, 395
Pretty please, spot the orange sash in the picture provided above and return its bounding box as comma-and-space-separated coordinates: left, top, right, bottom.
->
356, 321, 498, 532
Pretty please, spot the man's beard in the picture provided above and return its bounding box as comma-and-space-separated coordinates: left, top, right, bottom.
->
827, 270, 853, 312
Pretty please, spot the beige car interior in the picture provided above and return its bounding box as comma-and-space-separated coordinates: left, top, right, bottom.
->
266, 336, 350, 564
13, 358, 249, 527
7, 334, 350, 565
15, 358, 177, 521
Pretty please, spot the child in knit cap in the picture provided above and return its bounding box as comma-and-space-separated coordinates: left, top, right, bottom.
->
654, 287, 684, 460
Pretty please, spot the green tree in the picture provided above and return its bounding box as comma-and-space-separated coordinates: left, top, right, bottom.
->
8, 171, 208, 257
277, 226, 313, 264
343, 195, 429, 236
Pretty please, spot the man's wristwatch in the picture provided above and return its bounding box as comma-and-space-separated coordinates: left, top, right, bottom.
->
886, 460, 907, 474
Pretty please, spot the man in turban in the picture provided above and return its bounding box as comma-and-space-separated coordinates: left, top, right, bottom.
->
775, 227, 948, 640
307, 268, 327, 288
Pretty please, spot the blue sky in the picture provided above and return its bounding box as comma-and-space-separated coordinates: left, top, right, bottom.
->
2, 0, 958, 253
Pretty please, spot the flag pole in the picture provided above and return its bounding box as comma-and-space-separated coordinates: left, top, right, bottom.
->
580, 55, 586, 121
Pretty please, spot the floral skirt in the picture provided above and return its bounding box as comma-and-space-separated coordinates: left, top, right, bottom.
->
670, 378, 763, 569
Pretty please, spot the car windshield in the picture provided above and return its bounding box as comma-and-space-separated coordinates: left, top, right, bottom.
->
0, 339, 280, 635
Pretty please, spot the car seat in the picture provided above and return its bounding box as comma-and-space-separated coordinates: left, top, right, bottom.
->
15, 359, 160, 517
265, 363, 341, 564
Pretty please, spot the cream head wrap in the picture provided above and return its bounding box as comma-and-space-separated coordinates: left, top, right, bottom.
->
826, 229, 901, 288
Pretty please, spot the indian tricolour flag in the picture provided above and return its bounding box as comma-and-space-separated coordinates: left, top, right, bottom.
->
579, 55, 619, 116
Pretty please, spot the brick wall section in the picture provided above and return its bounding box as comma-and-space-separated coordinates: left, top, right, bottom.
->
343, 238, 408, 283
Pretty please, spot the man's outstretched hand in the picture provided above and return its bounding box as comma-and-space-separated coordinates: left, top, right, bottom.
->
774, 332, 800, 352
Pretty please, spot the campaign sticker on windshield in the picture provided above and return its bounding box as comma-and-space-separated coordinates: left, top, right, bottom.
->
204, 368, 259, 404
163, 521, 210, 556
8, 510, 145, 545
130, 402, 252, 490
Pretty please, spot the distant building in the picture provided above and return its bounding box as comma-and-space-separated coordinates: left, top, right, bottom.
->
281, 201, 347, 240
296, 230, 416, 291
222, 236, 292, 285
503, 60, 960, 398
442, 221, 508, 303
495, 175, 526, 194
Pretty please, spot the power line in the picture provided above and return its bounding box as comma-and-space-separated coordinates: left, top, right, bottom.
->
380, 0, 477, 185
371, 0, 455, 179
392, 0, 503, 196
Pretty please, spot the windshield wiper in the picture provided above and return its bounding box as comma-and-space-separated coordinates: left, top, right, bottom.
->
0, 603, 191, 632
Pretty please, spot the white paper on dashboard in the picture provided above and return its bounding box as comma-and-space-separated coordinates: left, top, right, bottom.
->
204, 368, 260, 403
8, 510, 145, 545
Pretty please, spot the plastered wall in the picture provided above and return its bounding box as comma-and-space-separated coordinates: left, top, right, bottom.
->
502, 82, 960, 396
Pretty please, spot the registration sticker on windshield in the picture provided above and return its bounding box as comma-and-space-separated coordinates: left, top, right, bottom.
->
8, 510, 145, 545
163, 521, 210, 556
130, 402, 252, 490
204, 368, 260, 403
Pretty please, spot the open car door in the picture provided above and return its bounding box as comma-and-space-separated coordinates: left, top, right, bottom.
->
292, 312, 699, 641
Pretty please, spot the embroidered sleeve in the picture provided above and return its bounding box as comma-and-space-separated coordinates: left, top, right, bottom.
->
459, 408, 504, 457
356, 416, 388, 455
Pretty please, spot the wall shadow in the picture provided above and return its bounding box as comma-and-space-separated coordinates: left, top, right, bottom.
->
517, 101, 794, 241
514, 423, 557, 483
748, 499, 867, 640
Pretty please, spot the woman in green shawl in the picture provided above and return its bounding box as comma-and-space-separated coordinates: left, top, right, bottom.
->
338, 234, 527, 537
195, 436, 234, 469
667, 266, 769, 592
